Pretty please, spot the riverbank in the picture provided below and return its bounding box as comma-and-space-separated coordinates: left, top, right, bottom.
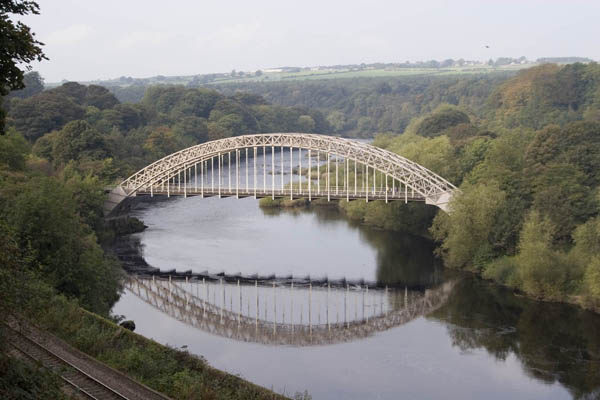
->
259, 197, 600, 315
28, 294, 291, 400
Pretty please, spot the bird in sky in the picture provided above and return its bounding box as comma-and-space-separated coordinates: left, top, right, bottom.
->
485, 45, 490, 48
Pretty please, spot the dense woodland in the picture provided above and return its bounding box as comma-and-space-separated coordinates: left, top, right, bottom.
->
339, 63, 600, 311
210, 73, 512, 137
2, 60, 600, 397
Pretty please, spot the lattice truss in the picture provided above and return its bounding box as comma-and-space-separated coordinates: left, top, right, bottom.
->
126, 276, 455, 346
120, 133, 456, 205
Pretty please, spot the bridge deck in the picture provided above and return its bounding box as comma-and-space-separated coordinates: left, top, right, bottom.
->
135, 187, 426, 202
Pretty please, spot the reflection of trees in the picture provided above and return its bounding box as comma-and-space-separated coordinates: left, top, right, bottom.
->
260, 204, 445, 288
430, 278, 600, 399
360, 229, 445, 288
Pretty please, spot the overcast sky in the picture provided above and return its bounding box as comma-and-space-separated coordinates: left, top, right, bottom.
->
19, 0, 600, 83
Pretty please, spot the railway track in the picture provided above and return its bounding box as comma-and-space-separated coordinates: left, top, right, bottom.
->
8, 328, 130, 400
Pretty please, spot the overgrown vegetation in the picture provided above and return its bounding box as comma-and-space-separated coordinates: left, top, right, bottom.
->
250, 63, 600, 310
30, 295, 286, 400
212, 73, 512, 137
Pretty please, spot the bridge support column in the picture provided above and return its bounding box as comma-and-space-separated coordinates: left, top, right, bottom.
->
373, 167, 376, 196
290, 147, 293, 200
236, 150, 240, 199
218, 153, 221, 198
246, 148, 249, 194
184, 166, 187, 198
317, 151, 320, 194
194, 163, 197, 193
280, 146, 284, 195
254, 147, 257, 198
167, 178, 170, 197
263, 146, 266, 193
211, 158, 214, 193
299, 148, 302, 196
327, 153, 330, 201
201, 161, 204, 198
366, 166, 369, 203
335, 157, 338, 195
271, 146, 275, 200
150, 184, 153, 197
308, 149, 311, 201
385, 175, 388, 203
346, 158, 349, 202
228, 152, 232, 192
354, 160, 357, 196
405, 184, 407, 204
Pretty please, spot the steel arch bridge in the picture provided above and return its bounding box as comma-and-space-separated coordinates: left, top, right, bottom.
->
126, 275, 456, 346
105, 133, 457, 215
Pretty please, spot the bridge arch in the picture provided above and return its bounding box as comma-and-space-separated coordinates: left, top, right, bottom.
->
106, 133, 457, 214
126, 275, 456, 346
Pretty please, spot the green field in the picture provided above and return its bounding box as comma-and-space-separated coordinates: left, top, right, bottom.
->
206, 65, 529, 85
62, 63, 532, 90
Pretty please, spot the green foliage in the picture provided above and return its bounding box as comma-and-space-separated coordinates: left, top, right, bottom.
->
584, 257, 600, 301
526, 121, 600, 187
51, 120, 108, 164
32, 296, 287, 400
487, 63, 600, 130
339, 200, 436, 236
431, 183, 506, 270
0, 353, 68, 400
5, 177, 122, 315
0, 1, 46, 98
531, 163, 592, 241
414, 104, 470, 137
6, 71, 44, 99
213, 74, 509, 136
7, 90, 85, 141
7, 82, 119, 141
482, 256, 519, 287
513, 211, 573, 300
0, 128, 29, 169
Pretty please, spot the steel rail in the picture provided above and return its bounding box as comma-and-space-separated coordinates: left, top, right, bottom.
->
8, 327, 130, 400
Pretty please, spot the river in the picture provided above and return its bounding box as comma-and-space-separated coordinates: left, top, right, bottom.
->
112, 157, 600, 400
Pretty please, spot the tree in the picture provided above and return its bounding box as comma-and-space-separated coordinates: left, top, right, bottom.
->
0, 128, 29, 169
6, 70, 44, 99
7, 89, 85, 141
297, 115, 316, 132
0, 1, 47, 132
431, 182, 507, 270
50, 120, 108, 164
7, 178, 122, 314
326, 111, 346, 133
415, 104, 470, 137
514, 211, 570, 300
0, 1, 46, 94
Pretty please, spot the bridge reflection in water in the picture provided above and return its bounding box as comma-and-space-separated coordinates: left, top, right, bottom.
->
125, 276, 456, 346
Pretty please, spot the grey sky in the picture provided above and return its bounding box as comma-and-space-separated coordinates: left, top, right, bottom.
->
20, 0, 600, 82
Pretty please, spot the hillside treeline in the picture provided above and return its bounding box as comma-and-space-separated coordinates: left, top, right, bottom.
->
334, 63, 600, 310
1, 78, 313, 400
3, 79, 330, 179
210, 73, 512, 137
2, 63, 600, 321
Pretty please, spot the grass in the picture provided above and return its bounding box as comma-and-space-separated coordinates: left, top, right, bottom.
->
31, 295, 290, 400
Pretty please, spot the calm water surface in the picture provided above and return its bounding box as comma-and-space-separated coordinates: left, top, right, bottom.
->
112, 195, 600, 399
